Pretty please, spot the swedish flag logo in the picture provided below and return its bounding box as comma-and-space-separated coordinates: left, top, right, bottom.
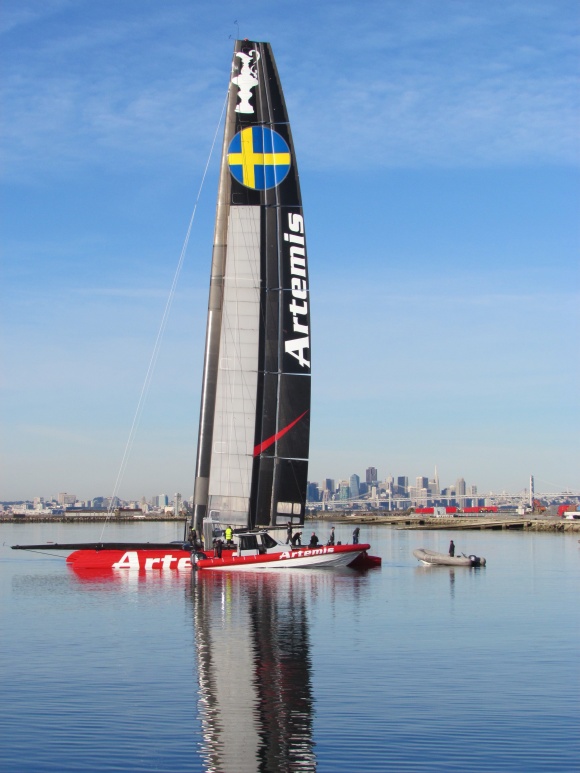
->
227, 126, 291, 190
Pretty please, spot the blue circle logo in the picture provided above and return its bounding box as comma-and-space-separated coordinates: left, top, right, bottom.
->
227, 126, 291, 190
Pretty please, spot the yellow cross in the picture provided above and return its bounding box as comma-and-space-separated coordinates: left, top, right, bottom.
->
228, 127, 290, 188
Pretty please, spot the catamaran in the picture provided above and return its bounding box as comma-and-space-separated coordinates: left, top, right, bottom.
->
13, 40, 380, 572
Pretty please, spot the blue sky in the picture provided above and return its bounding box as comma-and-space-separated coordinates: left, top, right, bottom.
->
2, 0, 578, 501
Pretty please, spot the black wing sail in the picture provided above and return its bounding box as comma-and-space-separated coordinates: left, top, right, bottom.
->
193, 41, 311, 533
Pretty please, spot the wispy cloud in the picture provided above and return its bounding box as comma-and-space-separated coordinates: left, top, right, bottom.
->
291, 1, 579, 168
18, 423, 87, 444
1, 1, 577, 183
76, 287, 169, 299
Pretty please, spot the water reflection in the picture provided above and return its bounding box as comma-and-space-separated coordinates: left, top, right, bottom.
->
190, 571, 317, 773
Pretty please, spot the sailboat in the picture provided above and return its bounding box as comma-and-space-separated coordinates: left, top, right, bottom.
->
12, 40, 380, 572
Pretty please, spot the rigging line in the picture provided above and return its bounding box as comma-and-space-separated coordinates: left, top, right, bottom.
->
15, 549, 68, 560
99, 91, 230, 541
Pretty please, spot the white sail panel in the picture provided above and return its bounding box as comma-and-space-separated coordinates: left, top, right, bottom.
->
207, 206, 261, 524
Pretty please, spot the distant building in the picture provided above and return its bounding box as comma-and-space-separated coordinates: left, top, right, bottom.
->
338, 482, 350, 501
350, 474, 360, 499
397, 476, 408, 495
324, 479, 335, 495
409, 486, 429, 505
307, 482, 320, 502
366, 467, 378, 486
383, 475, 394, 494
58, 492, 76, 506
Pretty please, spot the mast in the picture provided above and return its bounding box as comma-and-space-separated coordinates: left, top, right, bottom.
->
193, 41, 311, 534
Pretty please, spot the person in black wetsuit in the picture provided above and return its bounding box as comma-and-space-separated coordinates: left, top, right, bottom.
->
291, 531, 302, 547
352, 527, 360, 544
449, 540, 455, 557
309, 532, 319, 548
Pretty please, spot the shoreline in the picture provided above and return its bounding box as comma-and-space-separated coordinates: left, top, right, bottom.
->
307, 513, 580, 532
0, 515, 187, 524
2, 514, 578, 533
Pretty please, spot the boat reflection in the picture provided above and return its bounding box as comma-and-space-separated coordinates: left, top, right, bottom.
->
68, 565, 192, 587
190, 571, 317, 773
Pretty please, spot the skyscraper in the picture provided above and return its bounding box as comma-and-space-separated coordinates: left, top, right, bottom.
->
307, 482, 320, 502
350, 474, 360, 498
324, 479, 335, 495
397, 476, 408, 495
366, 467, 378, 486
338, 481, 350, 500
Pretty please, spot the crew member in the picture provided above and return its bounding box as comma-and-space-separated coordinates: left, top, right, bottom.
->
224, 525, 233, 546
352, 527, 360, 544
291, 531, 302, 547
286, 521, 293, 544
449, 540, 455, 557
309, 532, 319, 548
189, 528, 202, 550
327, 527, 335, 546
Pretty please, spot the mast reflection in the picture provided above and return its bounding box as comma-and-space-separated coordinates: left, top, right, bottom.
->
190, 571, 316, 772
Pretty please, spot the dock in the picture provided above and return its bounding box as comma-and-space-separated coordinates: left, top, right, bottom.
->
0, 515, 188, 524
308, 513, 580, 532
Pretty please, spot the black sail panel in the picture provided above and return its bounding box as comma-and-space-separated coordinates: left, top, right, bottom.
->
276, 375, 310, 459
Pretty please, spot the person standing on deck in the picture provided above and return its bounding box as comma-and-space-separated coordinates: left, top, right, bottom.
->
327, 527, 335, 546
352, 527, 360, 544
449, 540, 455, 557
309, 532, 319, 548
224, 526, 233, 546
286, 521, 293, 544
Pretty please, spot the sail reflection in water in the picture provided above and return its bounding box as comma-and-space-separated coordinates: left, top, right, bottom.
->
191, 572, 316, 772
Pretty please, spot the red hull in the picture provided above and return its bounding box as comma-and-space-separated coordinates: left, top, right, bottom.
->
67, 548, 193, 571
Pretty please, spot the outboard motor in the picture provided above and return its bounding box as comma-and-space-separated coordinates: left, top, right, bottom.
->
469, 555, 486, 567
191, 550, 209, 570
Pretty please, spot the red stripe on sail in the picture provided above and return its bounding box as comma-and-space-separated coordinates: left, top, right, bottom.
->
253, 410, 309, 457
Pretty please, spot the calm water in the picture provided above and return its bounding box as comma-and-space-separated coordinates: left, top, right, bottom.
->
1, 520, 578, 772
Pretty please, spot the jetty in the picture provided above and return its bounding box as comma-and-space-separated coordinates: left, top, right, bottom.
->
308, 512, 580, 533
1, 514, 187, 524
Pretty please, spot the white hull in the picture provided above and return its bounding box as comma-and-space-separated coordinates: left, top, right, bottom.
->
413, 548, 486, 567
200, 548, 365, 571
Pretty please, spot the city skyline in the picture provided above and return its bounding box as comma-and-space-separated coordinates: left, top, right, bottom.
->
3, 466, 574, 507
2, 2, 578, 500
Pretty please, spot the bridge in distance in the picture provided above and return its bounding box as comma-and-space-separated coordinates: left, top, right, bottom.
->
308, 490, 580, 511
